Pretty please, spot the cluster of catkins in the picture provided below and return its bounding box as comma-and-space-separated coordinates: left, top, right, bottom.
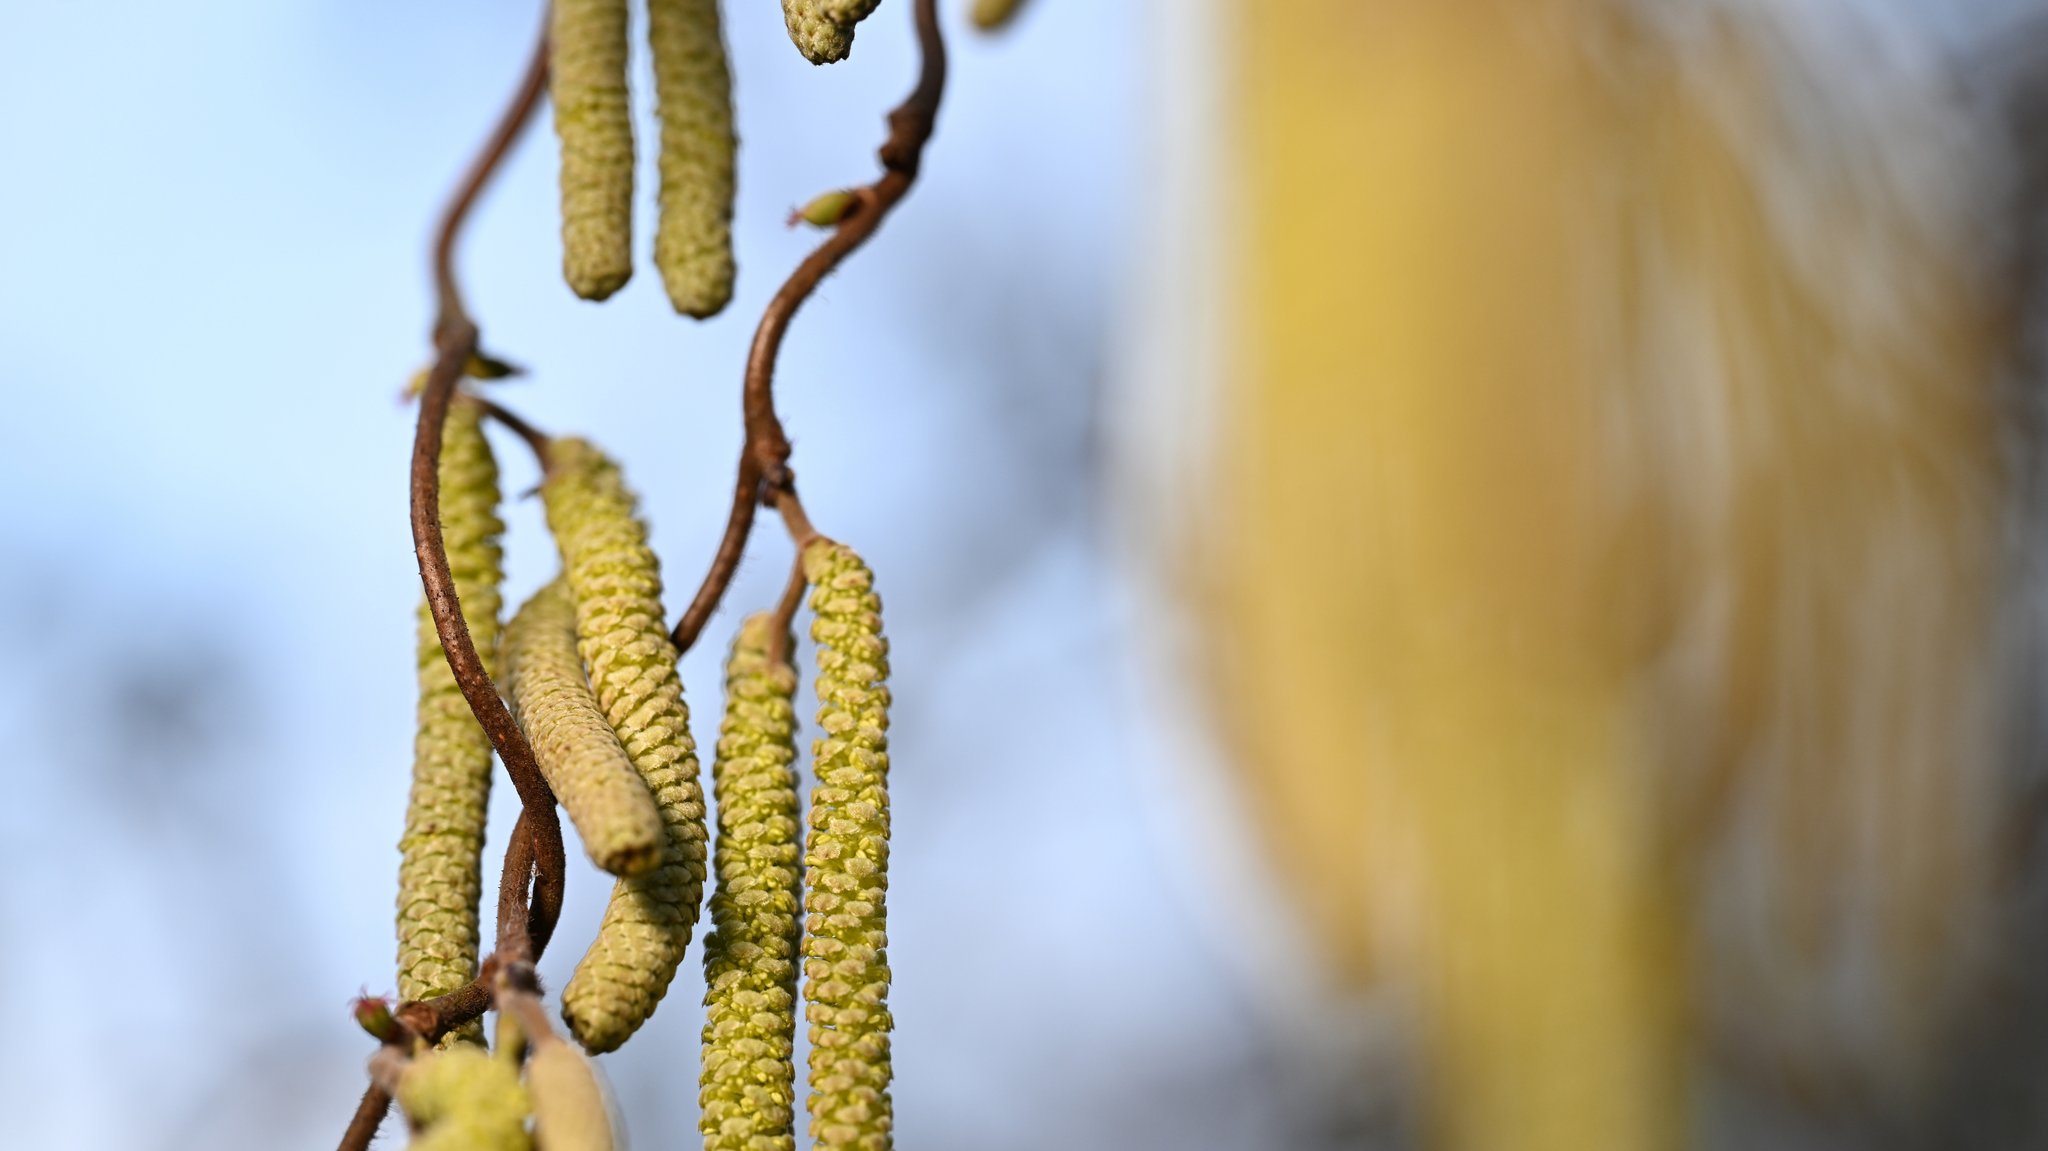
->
396, 403, 895, 1150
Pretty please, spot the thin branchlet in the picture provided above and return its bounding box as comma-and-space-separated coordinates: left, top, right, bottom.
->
672, 0, 945, 658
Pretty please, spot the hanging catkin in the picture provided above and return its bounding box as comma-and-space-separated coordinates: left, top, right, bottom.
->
504, 577, 666, 878
551, 0, 635, 300
781, 0, 855, 65
800, 539, 894, 1151
648, 0, 737, 318
397, 398, 503, 1027
527, 1041, 619, 1151
542, 437, 710, 1053
396, 1045, 533, 1151
700, 613, 804, 1151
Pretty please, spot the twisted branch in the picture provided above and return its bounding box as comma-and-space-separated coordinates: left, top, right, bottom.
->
671, 0, 946, 655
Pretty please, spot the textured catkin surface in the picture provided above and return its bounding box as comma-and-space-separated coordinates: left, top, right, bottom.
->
504, 578, 666, 878
817, 0, 882, 27
397, 400, 503, 1025
551, 0, 635, 299
648, 0, 737, 318
399, 1046, 533, 1151
800, 541, 894, 1151
542, 438, 709, 1053
700, 614, 804, 1151
780, 0, 854, 64
528, 1042, 617, 1151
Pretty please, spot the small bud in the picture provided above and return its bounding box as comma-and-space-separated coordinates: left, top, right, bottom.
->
789, 189, 861, 229
354, 996, 402, 1044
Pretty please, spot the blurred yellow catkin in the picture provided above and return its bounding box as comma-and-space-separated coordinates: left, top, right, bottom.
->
1182, 0, 2012, 1145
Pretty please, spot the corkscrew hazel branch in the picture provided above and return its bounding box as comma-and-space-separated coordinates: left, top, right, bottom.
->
346, 15, 561, 1150
670, 0, 944, 659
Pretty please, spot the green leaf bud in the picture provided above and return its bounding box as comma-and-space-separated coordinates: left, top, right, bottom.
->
790, 190, 860, 229
551, 0, 636, 300
799, 540, 894, 1151
648, 0, 738, 318
699, 614, 803, 1151
541, 438, 710, 1053
504, 578, 666, 878
397, 399, 504, 1039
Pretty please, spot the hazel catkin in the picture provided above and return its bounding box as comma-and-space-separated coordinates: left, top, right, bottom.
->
551, 0, 635, 300
542, 437, 710, 1053
504, 577, 666, 878
527, 1041, 619, 1151
397, 398, 504, 1029
780, 0, 855, 65
700, 614, 804, 1151
800, 539, 895, 1151
970, 0, 1028, 30
648, 0, 738, 318
397, 1045, 533, 1151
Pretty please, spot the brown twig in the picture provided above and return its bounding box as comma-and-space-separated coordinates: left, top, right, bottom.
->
767, 547, 812, 666
432, 15, 550, 337
671, 0, 946, 656
346, 21, 562, 1129
336, 1084, 392, 1151
474, 394, 554, 463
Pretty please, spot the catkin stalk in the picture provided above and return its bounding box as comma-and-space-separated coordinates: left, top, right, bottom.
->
397, 399, 504, 1030
504, 578, 667, 878
800, 540, 894, 1151
700, 614, 804, 1151
398, 1046, 534, 1151
648, 0, 737, 318
781, 0, 854, 65
551, 0, 635, 299
528, 1041, 619, 1151
542, 437, 710, 1053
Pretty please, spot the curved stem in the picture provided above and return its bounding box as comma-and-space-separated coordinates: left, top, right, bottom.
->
336, 1084, 391, 1151
670, 0, 946, 656
432, 12, 551, 336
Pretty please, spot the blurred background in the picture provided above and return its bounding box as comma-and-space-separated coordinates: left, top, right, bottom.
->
11, 0, 2048, 1147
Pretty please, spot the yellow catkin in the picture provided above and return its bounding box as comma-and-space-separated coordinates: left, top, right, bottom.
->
780, 0, 854, 65
551, 0, 635, 300
648, 0, 737, 318
817, 0, 883, 31
700, 614, 804, 1151
527, 1041, 619, 1151
397, 399, 504, 1032
542, 437, 710, 1053
969, 0, 1026, 30
799, 540, 893, 1151
397, 1046, 534, 1151
504, 578, 667, 878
